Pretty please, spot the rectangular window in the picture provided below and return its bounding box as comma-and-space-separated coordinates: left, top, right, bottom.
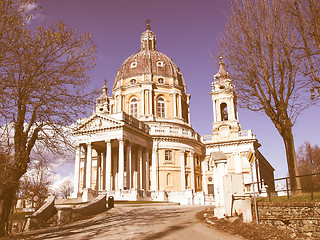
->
130, 100, 138, 118
207, 160, 212, 171
165, 150, 172, 161
157, 98, 165, 117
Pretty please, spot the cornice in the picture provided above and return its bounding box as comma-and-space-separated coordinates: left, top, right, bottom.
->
205, 138, 257, 148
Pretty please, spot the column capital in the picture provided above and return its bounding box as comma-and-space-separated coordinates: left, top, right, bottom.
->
118, 137, 125, 143
180, 149, 186, 154
190, 150, 195, 155
142, 146, 151, 152
105, 139, 111, 144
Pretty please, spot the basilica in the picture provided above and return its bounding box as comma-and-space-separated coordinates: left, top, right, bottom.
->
72, 22, 274, 209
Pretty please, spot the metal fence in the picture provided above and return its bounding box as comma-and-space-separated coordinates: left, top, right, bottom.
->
255, 172, 320, 201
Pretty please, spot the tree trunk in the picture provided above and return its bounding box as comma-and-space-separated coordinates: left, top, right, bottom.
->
281, 131, 302, 193
0, 187, 16, 237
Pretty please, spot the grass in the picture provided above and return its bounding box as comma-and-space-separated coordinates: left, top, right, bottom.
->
256, 191, 320, 202
11, 211, 29, 221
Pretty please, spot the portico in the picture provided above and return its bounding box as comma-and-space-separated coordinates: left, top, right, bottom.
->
72, 112, 153, 199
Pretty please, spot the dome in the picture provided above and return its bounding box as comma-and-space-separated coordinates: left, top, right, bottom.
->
113, 23, 185, 89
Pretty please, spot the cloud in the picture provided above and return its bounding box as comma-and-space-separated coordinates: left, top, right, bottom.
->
50, 172, 74, 192
24, 2, 38, 12
21, 2, 44, 24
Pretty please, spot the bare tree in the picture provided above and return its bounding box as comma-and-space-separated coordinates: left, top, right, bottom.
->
57, 179, 73, 199
286, 0, 320, 87
0, 0, 97, 236
217, 0, 318, 192
18, 160, 52, 208
297, 142, 320, 191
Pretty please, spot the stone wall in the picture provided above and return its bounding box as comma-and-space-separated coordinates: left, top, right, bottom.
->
254, 202, 320, 238
26, 196, 57, 230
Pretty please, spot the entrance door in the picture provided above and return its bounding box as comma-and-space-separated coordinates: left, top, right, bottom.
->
208, 184, 214, 195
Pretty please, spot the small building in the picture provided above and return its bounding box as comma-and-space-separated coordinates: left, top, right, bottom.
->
72, 22, 274, 209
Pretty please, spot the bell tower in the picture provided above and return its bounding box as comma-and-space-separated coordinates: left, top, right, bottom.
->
210, 57, 241, 139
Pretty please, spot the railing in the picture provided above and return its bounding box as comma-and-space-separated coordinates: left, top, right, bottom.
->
201, 135, 212, 141
253, 172, 320, 201
149, 125, 201, 141
238, 130, 253, 138
112, 112, 149, 133
201, 129, 255, 142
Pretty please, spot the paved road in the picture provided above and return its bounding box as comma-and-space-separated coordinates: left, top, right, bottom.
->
17, 205, 245, 240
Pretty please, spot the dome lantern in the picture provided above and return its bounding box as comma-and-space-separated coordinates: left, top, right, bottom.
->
140, 19, 157, 51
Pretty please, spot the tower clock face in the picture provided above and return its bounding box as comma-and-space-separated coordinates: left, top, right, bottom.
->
219, 126, 230, 137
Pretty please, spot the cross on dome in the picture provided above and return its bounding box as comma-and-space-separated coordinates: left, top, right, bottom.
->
146, 18, 151, 30
103, 77, 108, 95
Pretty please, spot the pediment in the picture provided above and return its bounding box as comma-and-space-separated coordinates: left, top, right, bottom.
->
75, 114, 123, 133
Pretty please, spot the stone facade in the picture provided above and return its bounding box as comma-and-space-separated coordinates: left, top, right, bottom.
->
71, 22, 274, 206
255, 202, 320, 238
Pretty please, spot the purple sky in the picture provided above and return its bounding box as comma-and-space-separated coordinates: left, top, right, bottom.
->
38, 0, 320, 179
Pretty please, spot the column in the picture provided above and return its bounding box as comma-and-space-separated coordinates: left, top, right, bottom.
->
180, 150, 186, 191
173, 93, 177, 117
133, 152, 137, 189
105, 140, 112, 191
152, 147, 158, 191
118, 138, 125, 190
126, 141, 132, 189
83, 147, 87, 188
96, 152, 101, 190
149, 89, 153, 115
178, 93, 182, 118
86, 143, 92, 189
73, 144, 81, 194
202, 158, 207, 194
230, 97, 235, 120
187, 105, 191, 124
144, 150, 150, 191
114, 96, 118, 113
138, 147, 143, 190
141, 89, 145, 115
190, 151, 195, 190
213, 100, 217, 122
101, 152, 106, 190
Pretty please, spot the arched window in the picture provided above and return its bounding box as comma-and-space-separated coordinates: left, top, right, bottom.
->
220, 103, 228, 121
157, 97, 165, 117
129, 98, 138, 118
130, 79, 136, 85
158, 78, 164, 84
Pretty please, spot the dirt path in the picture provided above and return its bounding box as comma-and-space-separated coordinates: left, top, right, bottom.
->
13, 205, 245, 240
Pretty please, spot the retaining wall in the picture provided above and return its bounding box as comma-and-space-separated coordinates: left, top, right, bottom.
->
60, 194, 107, 223
26, 196, 57, 230
254, 202, 320, 238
